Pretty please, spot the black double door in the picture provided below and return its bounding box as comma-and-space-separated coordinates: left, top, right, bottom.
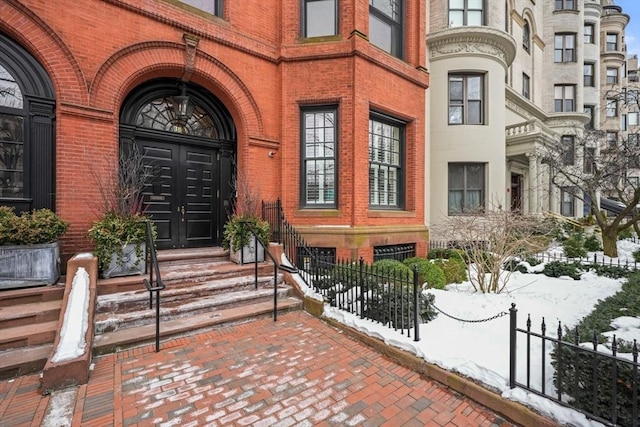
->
139, 138, 221, 249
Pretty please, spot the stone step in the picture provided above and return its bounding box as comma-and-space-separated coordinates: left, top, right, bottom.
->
0, 343, 52, 380
0, 284, 65, 307
156, 247, 229, 266
96, 260, 274, 295
0, 321, 58, 351
0, 299, 62, 329
93, 297, 302, 356
94, 285, 293, 334
95, 274, 280, 313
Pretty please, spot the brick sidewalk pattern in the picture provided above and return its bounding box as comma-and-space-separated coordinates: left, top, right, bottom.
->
0, 312, 517, 426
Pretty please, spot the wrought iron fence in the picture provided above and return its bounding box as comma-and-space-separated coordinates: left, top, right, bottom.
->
309, 256, 422, 341
509, 304, 639, 427
373, 244, 416, 262
529, 251, 639, 270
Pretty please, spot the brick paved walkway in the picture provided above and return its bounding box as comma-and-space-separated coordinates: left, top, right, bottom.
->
0, 312, 517, 426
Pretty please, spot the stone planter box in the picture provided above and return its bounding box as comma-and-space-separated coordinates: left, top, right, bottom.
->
101, 242, 146, 279
229, 238, 264, 265
0, 241, 61, 289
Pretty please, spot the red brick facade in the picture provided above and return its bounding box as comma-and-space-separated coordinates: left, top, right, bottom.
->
0, 0, 428, 263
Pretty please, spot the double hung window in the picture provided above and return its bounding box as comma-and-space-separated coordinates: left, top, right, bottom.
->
448, 74, 484, 125
554, 34, 576, 62
448, 163, 485, 215
369, 113, 404, 208
301, 107, 337, 207
369, 0, 403, 58
554, 85, 575, 112
448, 0, 483, 27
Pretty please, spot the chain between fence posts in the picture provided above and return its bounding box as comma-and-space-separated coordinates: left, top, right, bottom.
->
413, 265, 419, 342
509, 303, 517, 389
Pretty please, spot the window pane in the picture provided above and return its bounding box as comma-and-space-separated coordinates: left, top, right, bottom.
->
629, 112, 639, 126
564, 99, 574, 112
0, 114, 25, 198
467, 101, 481, 124
467, 11, 482, 26
554, 100, 562, 112
0, 65, 24, 109
306, 0, 336, 37
180, 0, 220, 15
370, 0, 398, 20
449, 0, 464, 9
369, 14, 392, 53
449, 79, 463, 101
448, 164, 464, 188
468, 0, 483, 8
467, 76, 481, 99
448, 10, 463, 27
449, 106, 463, 124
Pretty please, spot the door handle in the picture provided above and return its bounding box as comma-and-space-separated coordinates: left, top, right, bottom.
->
179, 205, 185, 222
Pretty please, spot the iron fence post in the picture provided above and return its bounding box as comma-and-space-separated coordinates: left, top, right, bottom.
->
509, 303, 517, 389
277, 198, 282, 244
359, 258, 364, 319
254, 233, 258, 290
273, 265, 278, 321
413, 265, 419, 342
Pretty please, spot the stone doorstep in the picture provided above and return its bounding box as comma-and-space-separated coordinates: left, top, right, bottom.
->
95, 273, 281, 312
93, 286, 294, 334
92, 297, 303, 355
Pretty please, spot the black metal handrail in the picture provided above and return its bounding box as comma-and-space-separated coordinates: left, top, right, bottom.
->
141, 219, 165, 352
238, 219, 298, 321
262, 199, 315, 288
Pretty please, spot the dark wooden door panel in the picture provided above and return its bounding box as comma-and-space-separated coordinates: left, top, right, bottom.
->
183, 148, 217, 246
139, 140, 219, 249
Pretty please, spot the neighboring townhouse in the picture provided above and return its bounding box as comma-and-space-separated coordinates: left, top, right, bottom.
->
426, 0, 631, 239
0, 0, 429, 264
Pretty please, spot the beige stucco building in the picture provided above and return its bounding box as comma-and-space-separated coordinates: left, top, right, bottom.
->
426, 0, 631, 238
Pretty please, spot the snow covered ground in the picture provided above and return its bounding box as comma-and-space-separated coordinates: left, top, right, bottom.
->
289, 239, 640, 427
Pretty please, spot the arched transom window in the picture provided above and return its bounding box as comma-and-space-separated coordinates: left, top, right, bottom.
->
135, 96, 219, 138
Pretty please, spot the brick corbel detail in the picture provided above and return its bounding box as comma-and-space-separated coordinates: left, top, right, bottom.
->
182, 33, 200, 82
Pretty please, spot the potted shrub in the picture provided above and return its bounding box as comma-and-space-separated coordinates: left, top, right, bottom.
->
0, 206, 69, 289
222, 168, 270, 264
88, 211, 152, 278
88, 144, 156, 278
222, 214, 270, 264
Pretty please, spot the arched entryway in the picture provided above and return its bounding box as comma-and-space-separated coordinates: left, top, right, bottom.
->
0, 33, 56, 213
120, 78, 236, 249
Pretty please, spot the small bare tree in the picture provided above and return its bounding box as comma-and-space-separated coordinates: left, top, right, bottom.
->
436, 207, 555, 293
91, 144, 154, 217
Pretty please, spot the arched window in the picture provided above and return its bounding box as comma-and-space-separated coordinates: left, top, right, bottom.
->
0, 33, 55, 212
0, 65, 25, 199
523, 21, 531, 53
